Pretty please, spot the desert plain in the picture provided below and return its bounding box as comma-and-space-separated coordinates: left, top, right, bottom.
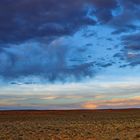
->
0, 109, 140, 140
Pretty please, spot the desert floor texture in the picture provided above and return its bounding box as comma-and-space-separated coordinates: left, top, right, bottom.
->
0, 109, 140, 140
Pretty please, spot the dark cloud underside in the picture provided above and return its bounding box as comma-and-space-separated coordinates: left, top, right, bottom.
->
0, 0, 140, 83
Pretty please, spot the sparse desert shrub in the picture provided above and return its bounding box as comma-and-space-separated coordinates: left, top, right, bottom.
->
113, 138, 120, 140
135, 134, 140, 138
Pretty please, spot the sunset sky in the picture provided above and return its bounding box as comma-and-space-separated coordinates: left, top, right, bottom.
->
0, 0, 140, 110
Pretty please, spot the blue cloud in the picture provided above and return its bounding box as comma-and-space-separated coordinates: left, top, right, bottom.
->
0, 0, 140, 83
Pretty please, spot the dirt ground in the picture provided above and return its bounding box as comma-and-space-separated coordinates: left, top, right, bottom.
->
0, 109, 140, 140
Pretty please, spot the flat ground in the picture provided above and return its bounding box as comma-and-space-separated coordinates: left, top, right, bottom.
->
0, 109, 140, 140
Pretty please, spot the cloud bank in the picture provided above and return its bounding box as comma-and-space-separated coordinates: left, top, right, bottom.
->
0, 0, 140, 83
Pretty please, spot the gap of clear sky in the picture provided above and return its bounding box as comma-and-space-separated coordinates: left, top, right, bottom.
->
0, 0, 140, 109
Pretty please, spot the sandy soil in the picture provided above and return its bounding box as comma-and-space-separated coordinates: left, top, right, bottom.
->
0, 109, 140, 140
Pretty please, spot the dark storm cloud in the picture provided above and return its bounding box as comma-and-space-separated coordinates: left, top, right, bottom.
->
96, 9, 113, 23
109, 0, 140, 67
0, 0, 119, 82
122, 33, 140, 51
0, 41, 95, 82
90, 0, 117, 9
109, 0, 140, 33
0, 0, 120, 44
123, 0, 140, 5
122, 33, 140, 42
111, 25, 139, 35
89, 0, 118, 23
0, 0, 97, 44
0, 0, 140, 82
119, 33, 140, 67
0, 0, 139, 44
126, 52, 140, 67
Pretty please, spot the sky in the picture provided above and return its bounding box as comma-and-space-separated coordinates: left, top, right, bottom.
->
0, 0, 140, 110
